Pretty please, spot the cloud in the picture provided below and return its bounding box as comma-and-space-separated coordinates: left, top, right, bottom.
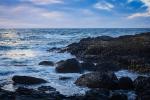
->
128, 0, 150, 19
0, 5, 64, 19
20, 0, 64, 5
94, 1, 114, 11
128, 11, 150, 19
127, 0, 135, 3
0, 4, 66, 28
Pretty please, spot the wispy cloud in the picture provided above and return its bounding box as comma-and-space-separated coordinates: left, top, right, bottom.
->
127, 0, 135, 3
0, 5, 64, 19
0, 4, 65, 28
128, 0, 150, 19
94, 1, 114, 11
128, 11, 150, 19
20, 0, 64, 5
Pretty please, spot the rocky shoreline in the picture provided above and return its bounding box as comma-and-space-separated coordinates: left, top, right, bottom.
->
0, 32, 150, 100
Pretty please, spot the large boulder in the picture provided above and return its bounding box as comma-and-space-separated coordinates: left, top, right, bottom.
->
12, 76, 47, 85
39, 61, 54, 66
118, 77, 134, 90
55, 58, 82, 73
75, 72, 118, 89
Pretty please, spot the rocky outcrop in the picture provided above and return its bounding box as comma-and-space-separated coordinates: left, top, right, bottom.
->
64, 32, 150, 73
55, 58, 82, 73
12, 76, 47, 85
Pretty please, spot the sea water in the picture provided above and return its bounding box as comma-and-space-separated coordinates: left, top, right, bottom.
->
0, 28, 150, 96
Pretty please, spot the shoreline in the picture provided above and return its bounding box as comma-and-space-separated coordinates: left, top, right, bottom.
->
0, 32, 150, 100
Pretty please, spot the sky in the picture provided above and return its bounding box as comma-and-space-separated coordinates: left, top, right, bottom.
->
0, 0, 150, 28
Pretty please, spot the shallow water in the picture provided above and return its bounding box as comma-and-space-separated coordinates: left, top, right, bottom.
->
0, 28, 150, 96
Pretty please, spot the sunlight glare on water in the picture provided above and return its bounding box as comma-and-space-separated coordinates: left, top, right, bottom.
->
5, 50, 37, 59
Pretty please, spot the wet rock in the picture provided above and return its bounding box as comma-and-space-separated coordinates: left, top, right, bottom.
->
16, 87, 35, 95
118, 77, 134, 90
75, 72, 118, 89
38, 86, 56, 92
16, 87, 65, 100
56, 58, 82, 73
0, 89, 15, 100
95, 61, 120, 72
81, 62, 96, 71
39, 61, 54, 66
138, 90, 150, 100
84, 89, 110, 100
134, 76, 150, 92
12, 76, 47, 85
47, 47, 61, 52
59, 77, 72, 80
110, 93, 127, 100
65, 32, 150, 73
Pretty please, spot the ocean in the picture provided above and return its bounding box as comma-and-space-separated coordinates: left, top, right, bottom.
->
0, 28, 150, 96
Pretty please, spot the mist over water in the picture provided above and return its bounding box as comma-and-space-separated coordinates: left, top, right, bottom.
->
0, 28, 150, 96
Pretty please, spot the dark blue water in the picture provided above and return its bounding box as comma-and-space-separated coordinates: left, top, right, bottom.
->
0, 28, 150, 96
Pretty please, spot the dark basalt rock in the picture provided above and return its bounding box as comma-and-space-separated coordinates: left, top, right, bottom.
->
12, 76, 47, 85
118, 77, 134, 90
65, 32, 150, 73
47, 47, 61, 52
75, 72, 118, 89
84, 89, 110, 100
138, 90, 150, 100
81, 62, 96, 71
59, 77, 72, 80
133, 76, 150, 100
134, 76, 150, 92
0, 89, 15, 100
15, 87, 65, 100
95, 61, 120, 72
110, 93, 128, 100
56, 58, 82, 73
38, 86, 56, 92
16, 87, 35, 95
39, 61, 54, 66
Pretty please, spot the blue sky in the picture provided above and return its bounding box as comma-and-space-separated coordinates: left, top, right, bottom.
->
0, 0, 150, 28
